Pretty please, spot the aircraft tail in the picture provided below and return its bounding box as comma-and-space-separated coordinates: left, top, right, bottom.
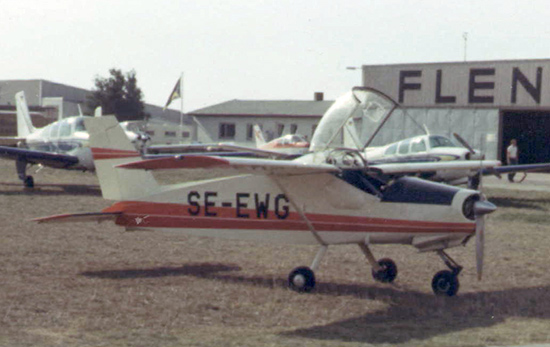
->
84, 116, 160, 201
253, 124, 266, 147
15, 91, 36, 137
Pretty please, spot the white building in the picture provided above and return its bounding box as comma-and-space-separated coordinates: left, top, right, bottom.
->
360, 59, 550, 163
189, 93, 333, 146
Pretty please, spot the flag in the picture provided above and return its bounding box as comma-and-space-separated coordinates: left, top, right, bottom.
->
164, 77, 181, 110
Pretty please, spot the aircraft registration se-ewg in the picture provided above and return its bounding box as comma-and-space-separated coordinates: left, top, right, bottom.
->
35, 87, 500, 297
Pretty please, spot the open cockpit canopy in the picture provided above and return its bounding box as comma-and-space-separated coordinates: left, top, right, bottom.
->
309, 87, 398, 152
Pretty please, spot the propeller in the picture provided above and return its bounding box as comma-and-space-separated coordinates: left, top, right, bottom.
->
453, 132, 475, 155
473, 197, 496, 280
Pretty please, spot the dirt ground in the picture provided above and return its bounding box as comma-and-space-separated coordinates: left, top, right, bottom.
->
1, 158, 550, 347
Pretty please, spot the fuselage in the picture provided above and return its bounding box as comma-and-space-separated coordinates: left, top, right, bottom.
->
261, 134, 310, 156
22, 116, 94, 170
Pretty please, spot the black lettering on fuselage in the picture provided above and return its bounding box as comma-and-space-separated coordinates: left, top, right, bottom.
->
254, 193, 270, 219
236, 193, 249, 218
188, 191, 200, 215
204, 191, 217, 216
274, 194, 289, 219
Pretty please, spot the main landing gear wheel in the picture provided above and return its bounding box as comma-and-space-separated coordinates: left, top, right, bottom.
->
288, 266, 316, 293
432, 270, 460, 296
24, 175, 34, 188
371, 258, 398, 283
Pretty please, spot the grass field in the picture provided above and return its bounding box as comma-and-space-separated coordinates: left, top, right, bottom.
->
1, 159, 550, 346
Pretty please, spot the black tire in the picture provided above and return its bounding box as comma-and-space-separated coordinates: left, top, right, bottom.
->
468, 173, 481, 190
24, 176, 34, 188
371, 258, 398, 283
288, 266, 316, 293
431, 270, 460, 296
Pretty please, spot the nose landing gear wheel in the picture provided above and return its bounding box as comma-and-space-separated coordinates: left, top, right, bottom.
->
431, 270, 460, 296
288, 266, 316, 293
371, 258, 398, 283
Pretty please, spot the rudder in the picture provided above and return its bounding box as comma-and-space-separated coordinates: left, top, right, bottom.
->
84, 116, 160, 201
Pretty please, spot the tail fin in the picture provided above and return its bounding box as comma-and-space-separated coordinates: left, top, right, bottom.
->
84, 116, 160, 201
253, 124, 266, 148
15, 91, 36, 137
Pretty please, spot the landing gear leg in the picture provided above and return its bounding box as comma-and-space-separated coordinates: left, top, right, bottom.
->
432, 250, 462, 296
358, 243, 398, 283
16, 157, 33, 188
288, 245, 327, 293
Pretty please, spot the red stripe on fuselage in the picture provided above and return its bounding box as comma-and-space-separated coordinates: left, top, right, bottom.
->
102, 201, 475, 233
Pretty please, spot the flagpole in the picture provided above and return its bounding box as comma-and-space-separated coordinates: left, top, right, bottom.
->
180, 72, 184, 128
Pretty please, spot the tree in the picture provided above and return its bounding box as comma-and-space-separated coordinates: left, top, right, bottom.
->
87, 69, 149, 121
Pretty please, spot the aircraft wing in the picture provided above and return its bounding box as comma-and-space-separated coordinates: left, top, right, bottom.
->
34, 212, 121, 224
370, 160, 501, 174
215, 143, 298, 159
146, 143, 225, 154
483, 163, 550, 175
116, 155, 340, 176
0, 146, 79, 168
0, 137, 24, 146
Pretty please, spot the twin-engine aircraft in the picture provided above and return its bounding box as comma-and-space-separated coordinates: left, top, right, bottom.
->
0, 91, 145, 187
35, 87, 500, 296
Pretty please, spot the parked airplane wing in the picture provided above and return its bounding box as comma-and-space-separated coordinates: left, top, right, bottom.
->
34, 212, 121, 224
484, 162, 550, 175
215, 143, 298, 159
0, 146, 79, 168
116, 155, 340, 176
371, 160, 501, 174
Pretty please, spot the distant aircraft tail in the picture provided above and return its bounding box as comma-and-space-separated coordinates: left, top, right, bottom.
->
15, 91, 36, 137
253, 124, 266, 148
83, 116, 160, 201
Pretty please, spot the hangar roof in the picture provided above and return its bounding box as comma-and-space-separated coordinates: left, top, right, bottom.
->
189, 99, 334, 118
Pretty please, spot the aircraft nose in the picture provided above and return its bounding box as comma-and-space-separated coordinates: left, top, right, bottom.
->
473, 200, 496, 216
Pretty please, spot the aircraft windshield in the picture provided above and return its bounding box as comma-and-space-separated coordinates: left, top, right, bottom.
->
429, 135, 459, 148
309, 87, 397, 152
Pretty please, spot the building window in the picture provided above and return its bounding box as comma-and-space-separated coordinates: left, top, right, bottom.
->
246, 124, 254, 141
146, 130, 155, 136
182, 131, 190, 138
165, 131, 176, 137
290, 124, 298, 134
277, 124, 285, 137
219, 123, 236, 139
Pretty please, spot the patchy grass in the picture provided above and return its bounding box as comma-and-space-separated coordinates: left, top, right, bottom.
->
1, 159, 550, 346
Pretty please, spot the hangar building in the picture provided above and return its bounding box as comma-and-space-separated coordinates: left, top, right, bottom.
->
361, 59, 550, 163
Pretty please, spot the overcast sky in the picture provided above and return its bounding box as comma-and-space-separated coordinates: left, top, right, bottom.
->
2, 0, 549, 112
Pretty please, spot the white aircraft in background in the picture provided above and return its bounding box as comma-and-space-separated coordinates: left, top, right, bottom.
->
363, 132, 550, 188
147, 124, 309, 159
0, 91, 145, 187
36, 87, 501, 296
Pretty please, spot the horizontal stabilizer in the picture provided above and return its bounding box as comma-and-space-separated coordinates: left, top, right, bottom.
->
33, 212, 121, 224
117, 155, 340, 176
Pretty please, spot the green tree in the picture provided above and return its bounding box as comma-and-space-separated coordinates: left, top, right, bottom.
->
87, 69, 149, 121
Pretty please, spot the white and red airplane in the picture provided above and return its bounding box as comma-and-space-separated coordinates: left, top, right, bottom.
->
35, 87, 500, 296
0, 91, 146, 187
